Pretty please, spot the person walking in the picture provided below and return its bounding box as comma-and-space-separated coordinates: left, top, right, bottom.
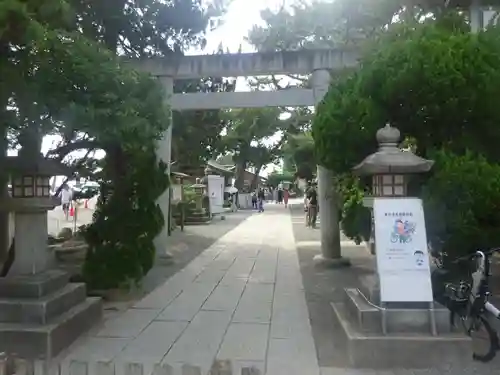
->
251, 191, 257, 209
60, 184, 73, 221
283, 188, 290, 208
306, 184, 318, 228
277, 188, 283, 204
257, 188, 265, 212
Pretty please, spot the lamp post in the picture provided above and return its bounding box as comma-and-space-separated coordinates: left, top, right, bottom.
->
353, 123, 433, 254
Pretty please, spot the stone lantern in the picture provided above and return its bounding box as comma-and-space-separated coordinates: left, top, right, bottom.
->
192, 183, 206, 211
353, 123, 434, 253
4, 150, 72, 275
0, 148, 102, 359
353, 123, 434, 201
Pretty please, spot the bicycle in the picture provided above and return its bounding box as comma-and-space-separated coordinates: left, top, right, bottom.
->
431, 246, 500, 362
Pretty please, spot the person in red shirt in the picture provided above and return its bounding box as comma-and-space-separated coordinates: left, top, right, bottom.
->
283, 189, 290, 208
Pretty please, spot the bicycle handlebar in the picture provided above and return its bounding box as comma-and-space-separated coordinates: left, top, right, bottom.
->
450, 247, 500, 264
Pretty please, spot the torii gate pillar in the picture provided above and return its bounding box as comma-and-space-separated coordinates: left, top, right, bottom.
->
154, 76, 174, 257
311, 69, 350, 268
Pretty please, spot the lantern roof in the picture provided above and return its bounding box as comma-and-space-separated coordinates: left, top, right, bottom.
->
5, 153, 72, 177
352, 123, 434, 176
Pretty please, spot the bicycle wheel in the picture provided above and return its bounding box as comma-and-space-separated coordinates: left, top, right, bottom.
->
457, 314, 500, 362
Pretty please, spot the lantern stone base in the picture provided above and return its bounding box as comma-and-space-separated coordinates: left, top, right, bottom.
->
331, 286, 472, 369
313, 254, 351, 268
0, 270, 102, 359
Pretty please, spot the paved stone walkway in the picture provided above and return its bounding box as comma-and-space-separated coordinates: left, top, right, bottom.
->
61, 205, 319, 375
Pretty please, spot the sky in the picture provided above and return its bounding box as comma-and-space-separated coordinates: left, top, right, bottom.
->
37, 0, 301, 184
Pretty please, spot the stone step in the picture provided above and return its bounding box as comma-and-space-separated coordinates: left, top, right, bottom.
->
0, 283, 87, 324
331, 301, 471, 369
0, 297, 102, 359
184, 220, 212, 226
343, 288, 452, 335
185, 215, 210, 221
0, 270, 69, 299
174, 211, 207, 218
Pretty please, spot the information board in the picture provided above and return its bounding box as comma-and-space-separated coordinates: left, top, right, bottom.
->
373, 198, 433, 302
207, 175, 225, 215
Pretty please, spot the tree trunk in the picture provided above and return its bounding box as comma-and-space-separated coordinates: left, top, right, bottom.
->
250, 165, 263, 191
234, 161, 247, 191
317, 165, 341, 259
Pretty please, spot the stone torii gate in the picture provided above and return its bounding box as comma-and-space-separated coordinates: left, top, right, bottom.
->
130, 48, 359, 265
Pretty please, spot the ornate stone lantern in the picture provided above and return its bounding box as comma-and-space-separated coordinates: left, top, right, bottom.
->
353, 123, 434, 253
0, 147, 102, 359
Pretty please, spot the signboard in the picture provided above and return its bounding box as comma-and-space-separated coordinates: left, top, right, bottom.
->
207, 175, 225, 215
373, 198, 433, 302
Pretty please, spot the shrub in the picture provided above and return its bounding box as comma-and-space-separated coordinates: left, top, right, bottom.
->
337, 175, 372, 244
422, 150, 500, 258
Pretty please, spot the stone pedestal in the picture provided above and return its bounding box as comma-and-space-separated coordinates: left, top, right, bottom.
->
10, 212, 55, 276
0, 198, 102, 359
0, 270, 102, 359
330, 273, 472, 368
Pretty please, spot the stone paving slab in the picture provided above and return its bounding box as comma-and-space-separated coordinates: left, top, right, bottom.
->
201, 279, 247, 312
218, 323, 269, 361
116, 321, 187, 362
95, 309, 160, 338
162, 310, 233, 368
156, 282, 217, 322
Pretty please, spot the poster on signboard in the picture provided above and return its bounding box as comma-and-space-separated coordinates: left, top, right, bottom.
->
207, 175, 225, 215
373, 197, 433, 302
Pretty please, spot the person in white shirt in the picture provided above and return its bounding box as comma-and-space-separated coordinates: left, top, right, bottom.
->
60, 184, 73, 220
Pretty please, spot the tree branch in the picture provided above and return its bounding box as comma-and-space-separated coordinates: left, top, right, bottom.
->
46, 139, 101, 161
54, 149, 94, 197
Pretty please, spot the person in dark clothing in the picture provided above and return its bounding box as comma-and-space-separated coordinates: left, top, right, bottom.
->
257, 188, 265, 212
306, 185, 318, 228
251, 191, 257, 209
277, 189, 283, 204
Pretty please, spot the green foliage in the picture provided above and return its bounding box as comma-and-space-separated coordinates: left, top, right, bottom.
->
422, 150, 500, 257
313, 14, 500, 248
221, 108, 285, 190
69, 0, 227, 54
284, 132, 316, 180
172, 77, 236, 169
313, 72, 378, 174
0, 0, 175, 289
83, 153, 169, 290
315, 15, 500, 172
337, 176, 371, 244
